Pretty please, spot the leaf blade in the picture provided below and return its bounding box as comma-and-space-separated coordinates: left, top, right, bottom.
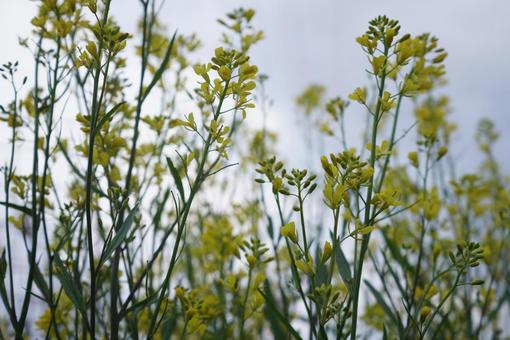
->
53, 255, 88, 323
94, 101, 125, 136
142, 31, 177, 103
334, 244, 352, 289
166, 157, 185, 202
101, 202, 140, 265
259, 280, 303, 340
365, 279, 403, 334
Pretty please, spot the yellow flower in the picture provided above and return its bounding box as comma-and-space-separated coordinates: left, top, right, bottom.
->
348, 87, 367, 104
246, 255, 257, 269
380, 91, 395, 112
437, 146, 448, 160
408, 151, 419, 168
371, 55, 386, 75
420, 306, 431, 322
281, 222, 298, 243
296, 259, 314, 276
321, 241, 333, 263
272, 176, 283, 194
218, 65, 232, 81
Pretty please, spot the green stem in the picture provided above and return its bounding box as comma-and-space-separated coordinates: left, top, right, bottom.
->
18, 33, 62, 337
275, 195, 316, 338
421, 271, 463, 336
239, 268, 253, 339
146, 79, 231, 337
298, 190, 309, 259
110, 2, 150, 338
405, 144, 431, 336
350, 46, 389, 340
3, 66, 21, 332
84, 2, 112, 337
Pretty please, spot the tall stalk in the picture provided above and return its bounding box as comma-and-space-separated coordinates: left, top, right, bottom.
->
350, 45, 389, 340
84, 2, 112, 336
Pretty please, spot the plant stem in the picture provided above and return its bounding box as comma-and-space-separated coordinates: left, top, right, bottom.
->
239, 268, 253, 339
146, 79, 231, 336
350, 46, 389, 340
84, 2, 112, 337
110, 2, 150, 337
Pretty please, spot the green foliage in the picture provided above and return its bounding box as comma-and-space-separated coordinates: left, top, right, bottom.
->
0, 2, 509, 340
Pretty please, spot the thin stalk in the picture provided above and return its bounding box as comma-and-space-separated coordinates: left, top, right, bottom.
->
110, 2, 150, 337
18, 32, 62, 336
298, 190, 309, 259
350, 45, 389, 340
3, 70, 20, 331
274, 195, 316, 338
421, 271, 463, 336
84, 2, 112, 337
375, 93, 404, 192
238, 268, 253, 339
327, 208, 340, 284
146, 79, 231, 337
405, 144, 431, 336
38, 38, 64, 340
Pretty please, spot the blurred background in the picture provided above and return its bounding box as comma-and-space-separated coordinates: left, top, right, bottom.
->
1, 0, 509, 172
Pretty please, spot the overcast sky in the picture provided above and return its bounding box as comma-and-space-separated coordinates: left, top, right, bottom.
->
0, 0, 508, 333
1, 0, 509, 172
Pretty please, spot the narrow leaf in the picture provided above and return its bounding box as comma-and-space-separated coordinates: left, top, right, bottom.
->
381, 250, 407, 298
166, 157, 185, 202
0, 201, 32, 215
335, 245, 352, 288
259, 280, 303, 340
94, 102, 125, 136
382, 231, 413, 272
0, 251, 6, 282
365, 279, 403, 333
33, 263, 51, 302
0, 251, 9, 310
350, 225, 375, 236
53, 255, 87, 321
123, 293, 159, 317
102, 202, 140, 264
142, 31, 177, 103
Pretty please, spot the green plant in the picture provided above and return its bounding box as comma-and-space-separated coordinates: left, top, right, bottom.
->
0, 2, 508, 339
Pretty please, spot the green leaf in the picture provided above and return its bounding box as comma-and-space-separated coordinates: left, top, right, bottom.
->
33, 263, 51, 302
53, 255, 87, 322
101, 202, 140, 264
0, 250, 9, 310
335, 244, 352, 289
166, 157, 185, 202
382, 231, 413, 273
381, 250, 407, 299
123, 293, 159, 317
266, 216, 274, 240
142, 31, 177, 103
315, 245, 328, 286
0, 201, 32, 215
93, 101, 125, 136
160, 302, 178, 339
365, 279, 404, 335
0, 251, 6, 282
350, 225, 375, 236
153, 189, 170, 229
259, 280, 303, 340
